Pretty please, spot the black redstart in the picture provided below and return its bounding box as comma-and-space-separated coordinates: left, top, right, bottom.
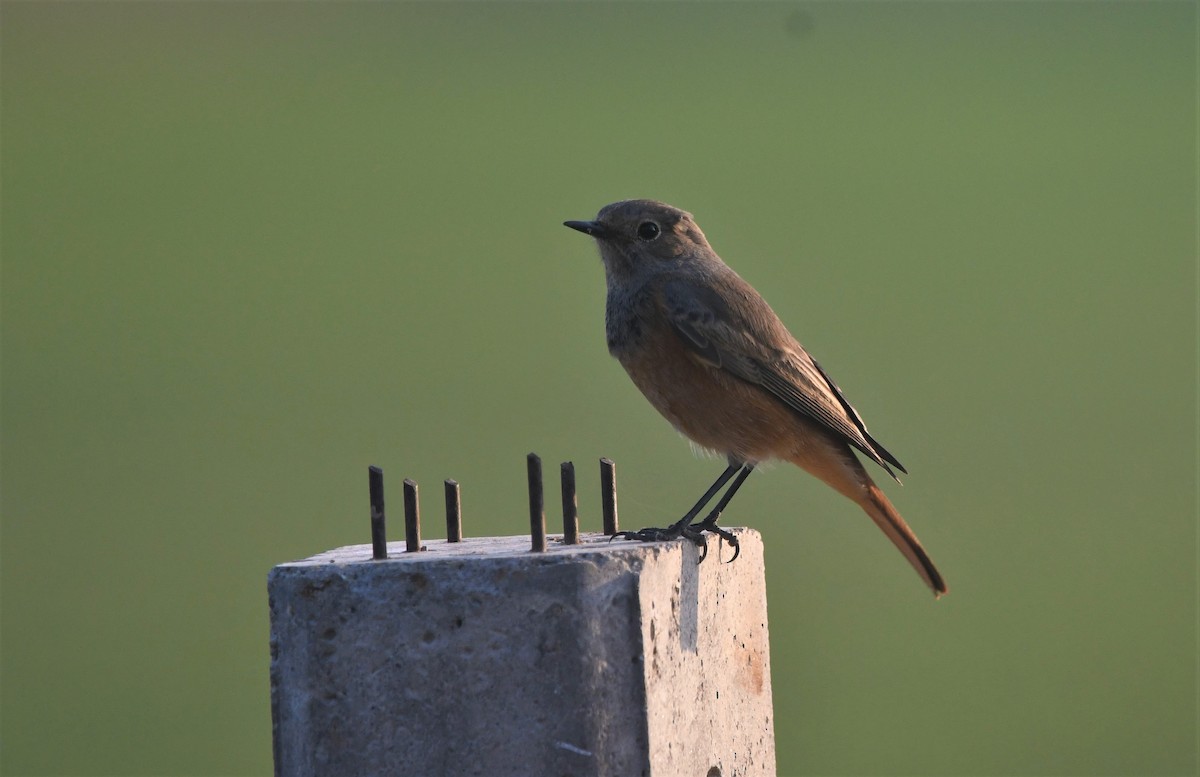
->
564, 199, 947, 597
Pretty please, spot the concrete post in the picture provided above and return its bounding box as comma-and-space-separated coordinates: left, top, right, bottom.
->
268, 529, 775, 777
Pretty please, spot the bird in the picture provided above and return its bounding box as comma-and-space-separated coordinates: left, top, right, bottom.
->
564, 199, 947, 597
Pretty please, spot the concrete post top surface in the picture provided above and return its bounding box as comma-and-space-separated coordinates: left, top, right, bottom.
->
273, 528, 761, 570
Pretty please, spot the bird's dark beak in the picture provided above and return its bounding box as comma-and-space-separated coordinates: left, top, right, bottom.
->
563, 220, 609, 239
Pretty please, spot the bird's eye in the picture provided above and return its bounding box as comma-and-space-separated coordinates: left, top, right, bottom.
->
637, 221, 661, 241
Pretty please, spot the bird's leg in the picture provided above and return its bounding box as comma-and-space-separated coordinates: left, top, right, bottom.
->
612, 462, 753, 562
690, 463, 755, 562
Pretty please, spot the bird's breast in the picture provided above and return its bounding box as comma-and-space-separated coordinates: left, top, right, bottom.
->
609, 304, 805, 464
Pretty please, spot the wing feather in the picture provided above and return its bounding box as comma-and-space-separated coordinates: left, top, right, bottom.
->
662, 277, 905, 480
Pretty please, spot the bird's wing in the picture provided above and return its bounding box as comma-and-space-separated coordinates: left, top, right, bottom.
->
661, 276, 906, 479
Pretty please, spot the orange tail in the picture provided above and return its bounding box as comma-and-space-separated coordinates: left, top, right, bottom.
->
862, 483, 947, 598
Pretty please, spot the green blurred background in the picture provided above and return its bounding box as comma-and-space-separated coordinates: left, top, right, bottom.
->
2, 2, 1195, 775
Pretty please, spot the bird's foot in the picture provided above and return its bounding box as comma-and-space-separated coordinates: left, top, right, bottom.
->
610, 517, 704, 548
692, 512, 740, 563
610, 514, 739, 564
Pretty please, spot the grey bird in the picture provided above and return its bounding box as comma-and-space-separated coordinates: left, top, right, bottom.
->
564, 199, 946, 597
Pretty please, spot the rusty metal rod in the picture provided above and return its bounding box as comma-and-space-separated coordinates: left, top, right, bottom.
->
528, 453, 546, 552
369, 466, 387, 560
444, 479, 462, 543
600, 457, 618, 535
561, 461, 578, 545
403, 478, 421, 553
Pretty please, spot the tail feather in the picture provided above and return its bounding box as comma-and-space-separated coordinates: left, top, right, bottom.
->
785, 434, 946, 597
862, 483, 947, 598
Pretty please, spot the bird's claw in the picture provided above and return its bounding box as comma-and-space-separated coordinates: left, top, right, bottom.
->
610, 525, 700, 545
609, 519, 740, 563
692, 515, 740, 563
